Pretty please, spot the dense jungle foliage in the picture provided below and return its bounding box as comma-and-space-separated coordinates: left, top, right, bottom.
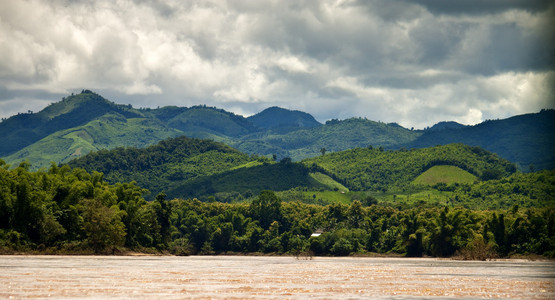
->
67, 136, 272, 199
304, 144, 517, 192
1, 160, 553, 259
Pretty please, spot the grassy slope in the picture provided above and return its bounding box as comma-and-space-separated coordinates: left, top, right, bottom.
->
413, 165, 477, 185
0, 91, 142, 157
167, 161, 317, 199
4, 113, 182, 170
303, 143, 516, 192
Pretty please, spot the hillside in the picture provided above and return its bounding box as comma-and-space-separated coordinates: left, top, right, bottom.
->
247, 106, 321, 133
66, 136, 519, 203
413, 165, 477, 185
303, 143, 517, 192
159, 105, 258, 139
2, 91, 554, 171
167, 159, 317, 200
66, 136, 273, 199
0, 90, 142, 157
407, 109, 555, 170
3, 112, 182, 170
235, 118, 420, 161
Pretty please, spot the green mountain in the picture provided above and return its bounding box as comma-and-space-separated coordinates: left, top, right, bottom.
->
427, 121, 466, 131
303, 143, 517, 192
0, 90, 142, 157
158, 105, 258, 139
67, 135, 518, 203
66, 136, 273, 199
234, 118, 420, 161
407, 109, 555, 171
3, 112, 182, 170
167, 159, 317, 199
1, 91, 554, 172
247, 106, 321, 133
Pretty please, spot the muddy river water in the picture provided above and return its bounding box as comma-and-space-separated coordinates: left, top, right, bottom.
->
1, 255, 553, 299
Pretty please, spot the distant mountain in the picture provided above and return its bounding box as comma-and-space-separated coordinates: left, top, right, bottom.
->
160, 105, 258, 139
0, 90, 141, 157
247, 106, 321, 133
407, 109, 555, 170
234, 118, 420, 161
3, 112, 181, 170
1, 91, 554, 171
427, 121, 466, 131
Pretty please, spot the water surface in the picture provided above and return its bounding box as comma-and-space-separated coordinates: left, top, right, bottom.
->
1, 255, 553, 299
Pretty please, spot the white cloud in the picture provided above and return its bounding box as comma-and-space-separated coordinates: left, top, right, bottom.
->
0, 0, 553, 128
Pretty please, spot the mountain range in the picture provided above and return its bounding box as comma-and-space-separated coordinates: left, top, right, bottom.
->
1, 90, 554, 171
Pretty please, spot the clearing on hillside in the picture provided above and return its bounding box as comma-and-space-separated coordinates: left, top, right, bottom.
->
309, 172, 349, 192
413, 165, 477, 185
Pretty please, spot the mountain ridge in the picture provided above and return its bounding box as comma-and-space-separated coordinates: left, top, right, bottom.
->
247, 106, 321, 132
1, 91, 553, 171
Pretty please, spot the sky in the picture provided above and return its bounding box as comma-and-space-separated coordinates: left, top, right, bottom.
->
1, 0, 554, 129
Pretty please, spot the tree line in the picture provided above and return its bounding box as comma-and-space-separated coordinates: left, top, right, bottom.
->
1, 160, 552, 258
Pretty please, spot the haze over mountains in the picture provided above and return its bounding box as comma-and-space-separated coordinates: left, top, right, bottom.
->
1, 90, 554, 171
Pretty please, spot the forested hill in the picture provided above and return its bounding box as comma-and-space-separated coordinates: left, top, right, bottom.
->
406, 109, 555, 170
149, 105, 258, 139
67, 136, 518, 202
66, 136, 272, 199
0, 90, 142, 157
1, 90, 554, 171
304, 144, 517, 192
247, 106, 321, 132
233, 118, 419, 161
1, 159, 553, 257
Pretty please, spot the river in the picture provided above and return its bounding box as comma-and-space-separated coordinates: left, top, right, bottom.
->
1, 255, 553, 299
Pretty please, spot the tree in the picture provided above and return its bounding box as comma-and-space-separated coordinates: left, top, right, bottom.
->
79, 198, 126, 253
250, 191, 282, 229
347, 200, 365, 228
155, 193, 171, 247
320, 148, 326, 156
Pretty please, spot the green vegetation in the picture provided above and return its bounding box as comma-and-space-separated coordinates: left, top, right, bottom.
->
164, 105, 257, 138
408, 109, 555, 170
168, 159, 317, 200
67, 136, 271, 200
1, 92, 553, 259
0, 90, 142, 157
413, 165, 477, 186
1, 162, 553, 258
3, 113, 182, 170
2, 91, 554, 172
309, 172, 349, 193
247, 106, 321, 133
304, 144, 516, 192
236, 117, 420, 161
64, 137, 552, 210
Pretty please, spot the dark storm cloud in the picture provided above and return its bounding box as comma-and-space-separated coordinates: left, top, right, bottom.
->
410, 0, 550, 15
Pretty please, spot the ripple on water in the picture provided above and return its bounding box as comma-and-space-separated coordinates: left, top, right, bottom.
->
0, 256, 553, 299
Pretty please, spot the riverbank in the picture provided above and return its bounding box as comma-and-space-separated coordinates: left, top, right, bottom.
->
2, 247, 552, 262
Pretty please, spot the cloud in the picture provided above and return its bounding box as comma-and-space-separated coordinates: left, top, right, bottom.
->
409, 0, 551, 15
0, 0, 553, 129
